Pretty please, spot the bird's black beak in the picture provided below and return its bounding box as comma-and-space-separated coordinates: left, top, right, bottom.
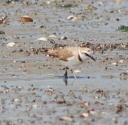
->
84, 53, 96, 61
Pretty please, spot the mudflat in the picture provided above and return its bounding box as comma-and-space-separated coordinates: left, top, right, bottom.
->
0, 0, 128, 125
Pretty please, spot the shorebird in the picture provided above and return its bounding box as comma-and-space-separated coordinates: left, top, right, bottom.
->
46, 46, 96, 84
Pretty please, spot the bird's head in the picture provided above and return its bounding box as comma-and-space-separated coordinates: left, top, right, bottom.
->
79, 48, 96, 61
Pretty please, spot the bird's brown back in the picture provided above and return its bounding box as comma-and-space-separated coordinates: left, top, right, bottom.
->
47, 47, 74, 61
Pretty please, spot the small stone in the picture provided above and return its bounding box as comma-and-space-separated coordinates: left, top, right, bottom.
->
97, 2, 104, 6
37, 37, 47, 41
6, 120, 13, 125
13, 60, 16, 63
85, 5, 97, 11
46, 1, 51, 5
83, 102, 89, 107
119, 59, 124, 63
32, 104, 38, 109
48, 34, 57, 38
115, 0, 124, 4
89, 109, 96, 115
14, 98, 20, 103
120, 72, 128, 80
0, 15, 8, 24
112, 117, 118, 123
20, 16, 33, 22
112, 62, 118, 66
59, 116, 72, 122
56, 95, 65, 104
0, 31, 5, 34
80, 112, 89, 118
116, 105, 124, 113
44, 88, 54, 95
67, 15, 78, 21
7, 42, 15, 47
60, 36, 67, 40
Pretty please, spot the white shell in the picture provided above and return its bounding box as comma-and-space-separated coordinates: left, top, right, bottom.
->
6, 42, 15, 47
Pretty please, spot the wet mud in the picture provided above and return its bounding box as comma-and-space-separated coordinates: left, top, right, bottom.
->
0, 0, 128, 125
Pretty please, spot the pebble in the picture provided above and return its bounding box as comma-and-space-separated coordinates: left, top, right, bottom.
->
112, 62, 118, 66
6, 42, 16, 47
119, 59, 124, 63
59, 116, 73, 122
20, 16, 33, 22
44, 88, 54, 95
46, 1, 51, 5
120, 72, 128, 80
0, 31, 5, 34
32, 104, 38, 109
60, 36, 68, 40
85, 4, 97, 11
80, 112, 89, 118
67, 15, 78, 21
56, 95, 65, 104
37, 37, 48, 41
14, 98, 20, 103
0, 15, 8, 24
89, 109, 96, 115
48, 34, 57, 38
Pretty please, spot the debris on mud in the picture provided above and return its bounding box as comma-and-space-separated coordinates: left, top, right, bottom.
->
118, 25, 128, 32
20, 16, 33, 22
0, 15, 8, 24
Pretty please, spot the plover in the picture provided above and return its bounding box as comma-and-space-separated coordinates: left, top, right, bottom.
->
46, 46, 96, 83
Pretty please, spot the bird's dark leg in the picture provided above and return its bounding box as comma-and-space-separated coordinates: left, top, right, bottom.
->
63, 67, 68, 85
64, 69, 68, 79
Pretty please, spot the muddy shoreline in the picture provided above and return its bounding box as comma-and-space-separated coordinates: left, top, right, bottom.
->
0, 0, 128, 125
